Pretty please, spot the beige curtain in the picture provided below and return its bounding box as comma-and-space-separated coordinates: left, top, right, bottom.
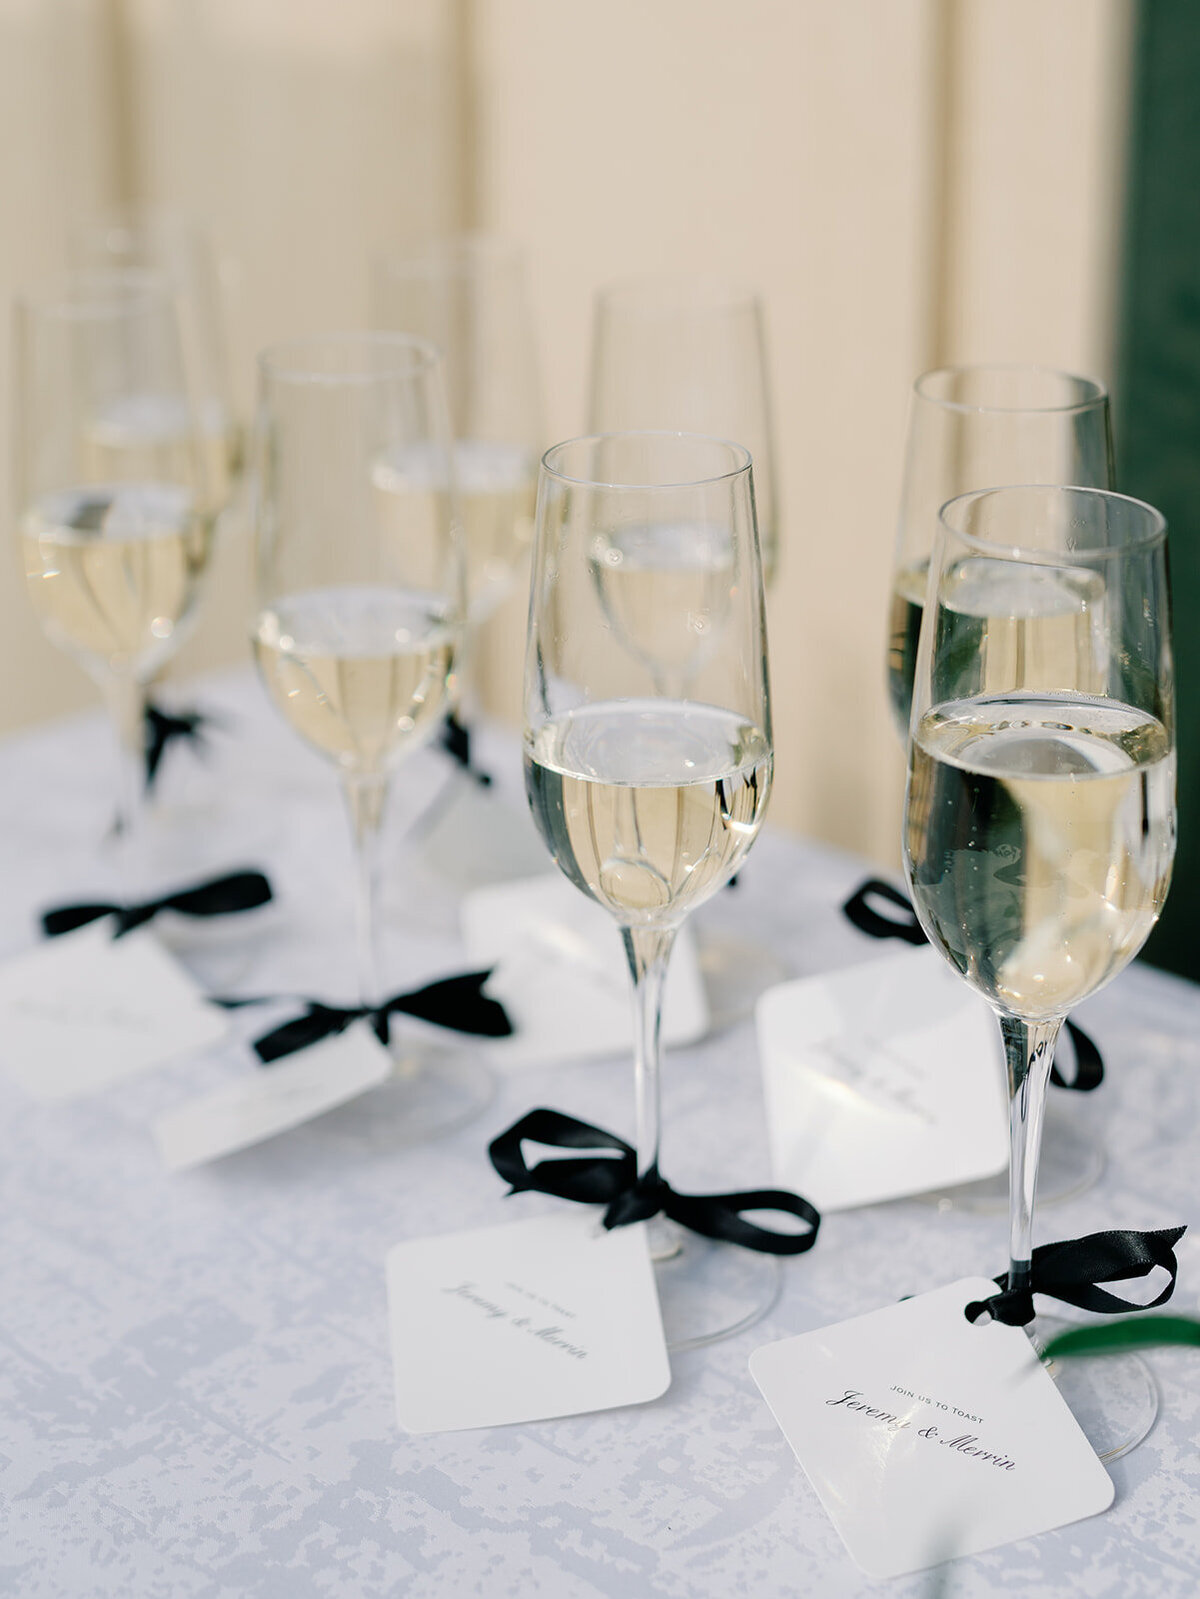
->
0, 0, 1132, 872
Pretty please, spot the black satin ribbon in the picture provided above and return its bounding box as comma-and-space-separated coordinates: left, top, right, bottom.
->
488, 1108, 821, 1256
143, 702, 215, 793
965, 1225, 1187, 1328
439, 711, 493, 788
219, 969, 513, 1062
42, 869, 273, 939
840, 877, 1104, 1092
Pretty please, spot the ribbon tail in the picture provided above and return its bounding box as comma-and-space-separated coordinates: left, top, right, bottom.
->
41, 902, 121, 938
387, 969, 513, 1038
253, 1004, 357, 1064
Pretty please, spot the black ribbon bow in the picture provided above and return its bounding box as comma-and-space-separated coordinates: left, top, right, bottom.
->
439, 711, 493, 788
143, 702, 214, 793
840, 877, 1104, 1091
42, 869, 273, 939
222, 969, 513, 1062
965, 1225, 1187, 1327
488, 1108, 821, 1256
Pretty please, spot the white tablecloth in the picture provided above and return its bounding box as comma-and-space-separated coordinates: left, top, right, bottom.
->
2, 672, 1198, 1599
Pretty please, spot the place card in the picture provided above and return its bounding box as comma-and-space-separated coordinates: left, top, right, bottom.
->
756, 947, 1008, 1209
0, 921, 228, 1101
153, 1023, 392, 1170
386, 1209, 670, 1431
462, 873, 709, 1067
750, 1279, 1114, 1578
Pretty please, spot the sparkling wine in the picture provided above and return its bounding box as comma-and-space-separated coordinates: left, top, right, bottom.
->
525, 698, 771, 924
253, 585, 456, 773
371, 439, 535, 619
23, 482, 213, 677
85, 393, 241, 512
588, 520, 735, 690
906, 692, 1174, 1018
887, 557, 1106, 740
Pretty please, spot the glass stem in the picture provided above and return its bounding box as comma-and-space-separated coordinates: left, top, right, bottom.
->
101, 673, 147, 848
343, 774, 389, 1017
999, 1012, 1063, 1301
621, 923, 679, 1259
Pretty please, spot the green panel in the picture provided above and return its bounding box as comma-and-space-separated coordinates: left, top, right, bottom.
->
1116, 0, 1200, 978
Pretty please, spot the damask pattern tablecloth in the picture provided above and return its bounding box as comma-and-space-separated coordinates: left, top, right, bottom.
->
1, 672, 1197, 1598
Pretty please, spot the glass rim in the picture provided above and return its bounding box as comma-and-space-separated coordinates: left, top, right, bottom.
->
540, 430, 753, 490
914, 363, 1109, 416
940, 484, 1168, 560
15, 267, 175, 321
258, 331, 443, 385
595, 273, 761, 318
374, 233, 526, 282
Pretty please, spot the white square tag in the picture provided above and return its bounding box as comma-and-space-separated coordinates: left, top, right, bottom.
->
386, 1209, 670, 1432
152, 1024, 393, 1170
756, 948, 1008, 1209
0, 922, 228, 1100
462, 874, 709, 1067
750, 1279, 1114, 1578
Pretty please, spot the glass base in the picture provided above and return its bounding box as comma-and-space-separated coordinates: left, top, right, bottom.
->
698, 929, 794, 1033
1035, 1316, 1159, 1461
921, 1091, 1105, 1214
650, 1222, 782, 1351
316, 1037, 496, 1146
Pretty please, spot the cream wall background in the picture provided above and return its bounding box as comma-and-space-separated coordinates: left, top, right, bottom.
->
0, 0, 1133, 869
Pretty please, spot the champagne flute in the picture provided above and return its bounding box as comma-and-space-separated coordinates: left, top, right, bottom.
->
250, 333, 491, 1138
588, 278, 782, 1024
371, 236, 540, 628
15, 270, 216, 848
888, 365, 1113, 739
589, 276, 777, 588
68, 209, 243, 511
886, 366, 1116, 1207
904, 483, 1175, 1456
526, 431, 777, 1347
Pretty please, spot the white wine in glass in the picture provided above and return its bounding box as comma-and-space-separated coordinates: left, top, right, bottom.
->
904, 484, 1175, 1459
250, 333, 490, 1139
526, 431, 779, 1349
371, 236, 541, 628
887, 364, 1116, 1209
69, 209, 243, 511
887, 365, 1113, 739
15, 271, 216, 845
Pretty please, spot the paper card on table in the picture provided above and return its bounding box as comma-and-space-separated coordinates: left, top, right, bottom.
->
153, 1023, 392, 1171
756, 947, 1008, 1210
750, 1278, 1113, 1579
386, 1209, 670, 1432
0, 922, 228, 1101
462, 873, 709, 1067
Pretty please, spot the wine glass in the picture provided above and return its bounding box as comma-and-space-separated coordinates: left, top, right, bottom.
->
526, 431, 777, 1347
887, 365, 1116, 1207
250, 332, 490, 1137
371, 236, 540, 630
589, 276, 777, 585
904, 483, 1175, 1456
68, 210, 243, 511
588, 277, 782, 1022
888, 365, 1113, 739
15, 270, 216, 846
